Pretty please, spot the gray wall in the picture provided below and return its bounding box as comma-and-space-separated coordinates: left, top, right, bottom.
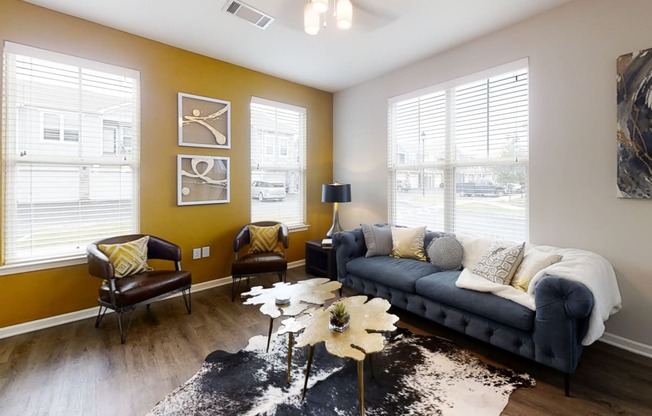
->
333, 0, 652, 351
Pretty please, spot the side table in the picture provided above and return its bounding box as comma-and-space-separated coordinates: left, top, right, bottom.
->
305, 239, 337, 280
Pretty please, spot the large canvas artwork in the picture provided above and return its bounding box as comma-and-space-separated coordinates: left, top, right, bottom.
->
617, 48, 652, 198
177, 155, 230, 205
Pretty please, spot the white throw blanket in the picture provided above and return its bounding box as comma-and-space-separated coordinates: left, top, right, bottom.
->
455, 238, 622, 346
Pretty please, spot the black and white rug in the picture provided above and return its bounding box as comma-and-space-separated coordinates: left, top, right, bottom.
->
149, 329, 534, 416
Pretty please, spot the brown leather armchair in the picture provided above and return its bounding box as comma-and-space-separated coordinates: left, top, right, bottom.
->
87, 234, 192, 343
231, 221, 289, 301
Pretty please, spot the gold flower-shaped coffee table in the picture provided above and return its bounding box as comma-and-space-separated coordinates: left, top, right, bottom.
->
294, 295, 399, 416
241, 277, 341, 352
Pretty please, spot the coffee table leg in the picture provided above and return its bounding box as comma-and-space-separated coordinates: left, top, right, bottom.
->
302, 345, 315, 401
266, 317, 274, 352
358, 359, 364, 416
287, 332, 293, 384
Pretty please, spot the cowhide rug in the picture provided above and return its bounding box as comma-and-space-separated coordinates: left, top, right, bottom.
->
149, 329, 534, 416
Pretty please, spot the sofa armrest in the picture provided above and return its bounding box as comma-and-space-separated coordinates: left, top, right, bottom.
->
332, 228, 366, 279
532, 274, 594, 373
535, 275, 593, 320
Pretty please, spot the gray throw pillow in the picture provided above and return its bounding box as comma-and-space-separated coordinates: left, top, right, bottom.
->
361, 224, 392, 257
427, 236, 464, 270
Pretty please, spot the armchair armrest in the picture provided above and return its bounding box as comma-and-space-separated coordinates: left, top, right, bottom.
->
147, 235, 182, 262
87, 243, 114, 279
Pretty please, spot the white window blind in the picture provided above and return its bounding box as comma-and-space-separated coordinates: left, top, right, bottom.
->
1, 42, 140, 268
388, 60, 528, 241
250, 97, 306, 228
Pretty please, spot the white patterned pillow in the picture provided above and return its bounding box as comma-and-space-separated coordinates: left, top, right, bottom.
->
472, 242, 525, 285
99, 235, 152, 278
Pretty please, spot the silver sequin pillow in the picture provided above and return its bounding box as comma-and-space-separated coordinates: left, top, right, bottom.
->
427, 236, 464, 270
472, 242, 525, 285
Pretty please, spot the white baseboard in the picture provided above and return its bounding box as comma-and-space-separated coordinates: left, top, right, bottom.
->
0, 260, 305, 340
599, 332, 652, 359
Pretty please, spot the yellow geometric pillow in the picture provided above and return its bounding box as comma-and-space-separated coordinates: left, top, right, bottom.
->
248, 224, 281, 254
390, 226, 427, 261
99, 235, 152, 278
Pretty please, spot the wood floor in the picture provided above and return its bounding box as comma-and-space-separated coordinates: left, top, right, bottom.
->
1, 267, 651, 416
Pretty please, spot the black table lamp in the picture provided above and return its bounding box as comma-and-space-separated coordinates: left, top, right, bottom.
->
322, 183, 352, 238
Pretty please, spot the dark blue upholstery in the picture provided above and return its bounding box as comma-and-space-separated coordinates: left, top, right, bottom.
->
332, 228, 594, 376
346, 256, 440, 293
415, 271, 535, 332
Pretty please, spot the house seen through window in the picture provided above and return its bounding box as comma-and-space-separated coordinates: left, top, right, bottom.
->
1, 42, 140, 270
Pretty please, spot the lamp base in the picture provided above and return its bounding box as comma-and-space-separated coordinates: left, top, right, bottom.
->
326, 204, 342, 238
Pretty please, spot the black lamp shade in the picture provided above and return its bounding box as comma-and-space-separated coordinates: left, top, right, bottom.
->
322, 183, 351, 203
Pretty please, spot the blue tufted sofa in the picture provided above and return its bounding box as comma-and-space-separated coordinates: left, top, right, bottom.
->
333, 228, 595, 395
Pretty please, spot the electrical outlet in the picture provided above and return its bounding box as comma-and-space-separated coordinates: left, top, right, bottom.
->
202, 246, 210, 257
192, 248, 201, 259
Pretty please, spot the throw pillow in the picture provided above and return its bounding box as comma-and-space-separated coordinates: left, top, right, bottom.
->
361, 223, 392, 257
472, 242, 525, 285
511, 251, 563, 292
390, 226, 426, 261
427, 236, 464, 270
249, 224, 282, 254
99, 235, 152, 278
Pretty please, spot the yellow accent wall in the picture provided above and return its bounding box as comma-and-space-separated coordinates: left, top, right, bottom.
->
0, 0, 334, 328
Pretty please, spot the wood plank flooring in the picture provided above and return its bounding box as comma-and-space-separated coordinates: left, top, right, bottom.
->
1, 267, 651, 415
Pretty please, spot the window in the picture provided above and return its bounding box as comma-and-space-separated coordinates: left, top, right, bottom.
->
1, 42, 140, 270
388, 60, 528, 241
250, 97, 306, 228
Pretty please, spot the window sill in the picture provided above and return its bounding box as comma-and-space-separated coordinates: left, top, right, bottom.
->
0, 255, 87, 276
288, 224, 310, 233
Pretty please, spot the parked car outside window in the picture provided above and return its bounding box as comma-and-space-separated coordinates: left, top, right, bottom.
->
251, 181, 286, 201
397, 180, 411, 191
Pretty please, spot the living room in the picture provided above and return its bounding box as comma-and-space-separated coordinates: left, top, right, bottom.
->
1, 0, 651, 415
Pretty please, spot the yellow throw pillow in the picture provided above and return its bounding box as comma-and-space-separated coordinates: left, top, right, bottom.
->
249, 224, 282, 254
511, 251, 563, 292
473, 242, 525, 285
99, 235, 152, 278
390, 226, 427, 261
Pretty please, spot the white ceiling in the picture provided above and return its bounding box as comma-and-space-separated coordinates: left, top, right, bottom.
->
23, 0, 572, 92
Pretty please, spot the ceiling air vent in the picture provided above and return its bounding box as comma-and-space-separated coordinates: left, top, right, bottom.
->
223, 0, 275, 30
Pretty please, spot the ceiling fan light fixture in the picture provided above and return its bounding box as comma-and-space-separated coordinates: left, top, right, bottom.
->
336, 0, 352, 29
304, 3, 321, 35
311, 0, 329, 14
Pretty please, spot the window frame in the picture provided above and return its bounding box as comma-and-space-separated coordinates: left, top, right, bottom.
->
250, 96, 307, 231
0, 42, 141, 275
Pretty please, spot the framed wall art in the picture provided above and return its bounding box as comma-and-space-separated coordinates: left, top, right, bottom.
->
177, 154, 230, 205
617, 47, 652, 198
178, 92, 231, 149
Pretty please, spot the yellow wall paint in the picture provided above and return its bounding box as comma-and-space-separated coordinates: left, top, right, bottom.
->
0, 0, 334, 328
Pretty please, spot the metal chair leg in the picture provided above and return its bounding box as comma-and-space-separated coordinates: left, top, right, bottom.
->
118, 310, 135, 344
95, 305, 107, 328
182, 288, 192, 314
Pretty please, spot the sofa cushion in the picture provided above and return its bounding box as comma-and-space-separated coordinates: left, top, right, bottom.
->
415, 271, 534, 332
427, 236, 463, 271
361, 223, 392, 257
390, 226, 427, 261
346, 256, 439, 293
